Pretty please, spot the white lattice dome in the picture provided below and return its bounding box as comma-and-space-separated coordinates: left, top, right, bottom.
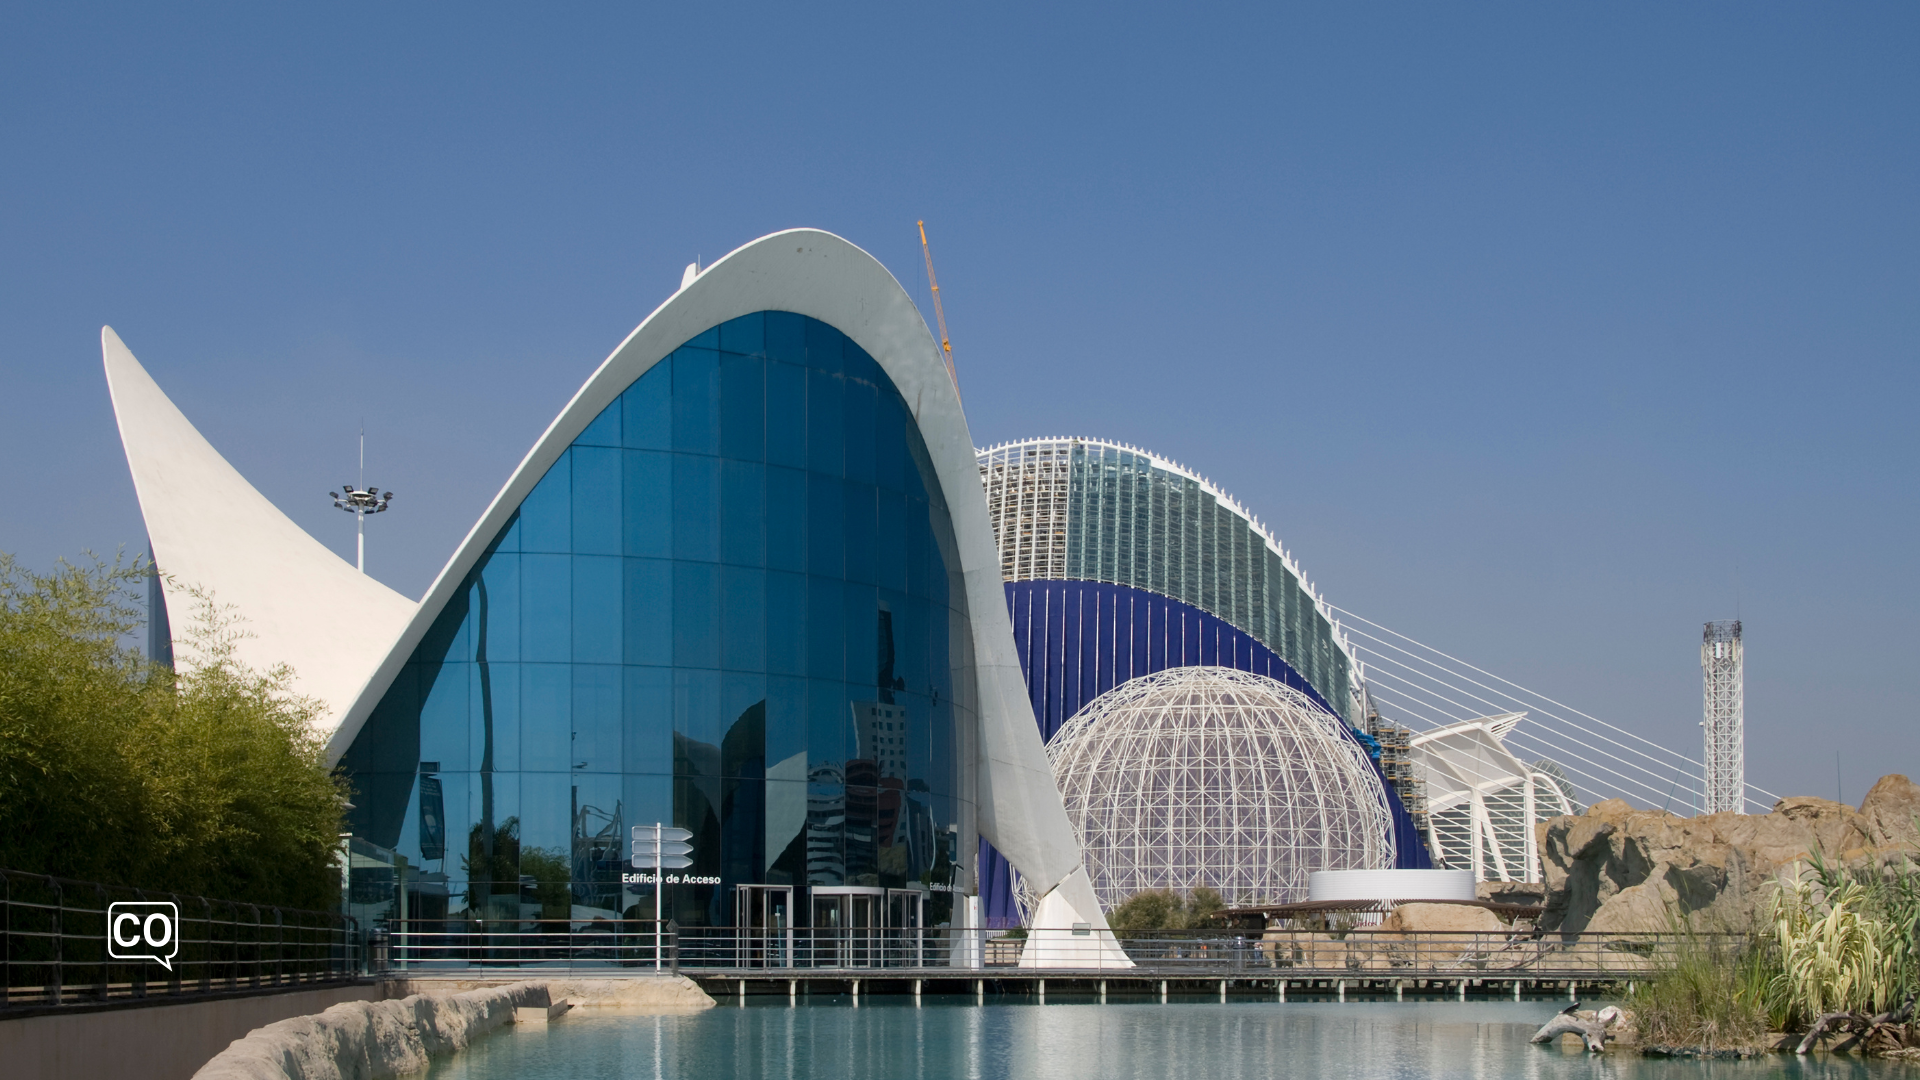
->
1046, 667, 1395, 911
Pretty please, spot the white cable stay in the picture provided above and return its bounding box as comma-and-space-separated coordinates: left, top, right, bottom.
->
1351, 636, 1703, 795
1343, 621, 1700, 771
1362, 667, 1692, 807
1335, 604, 1780, 810
1363, 682, 1736, 814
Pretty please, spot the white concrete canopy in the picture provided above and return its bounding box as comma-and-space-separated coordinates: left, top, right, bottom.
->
101, 327, 418, 732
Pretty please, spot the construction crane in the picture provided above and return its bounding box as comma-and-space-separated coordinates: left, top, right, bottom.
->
917, 220, 958, 397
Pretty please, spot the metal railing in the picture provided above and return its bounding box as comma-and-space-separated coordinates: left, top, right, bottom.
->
2, 870, 362, 1011
381, 918, 679, 973
378, 920, 1729, 979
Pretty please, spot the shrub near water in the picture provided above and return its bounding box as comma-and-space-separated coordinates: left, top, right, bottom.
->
0, 553, 345, 910
1626, 931, 1771, 1050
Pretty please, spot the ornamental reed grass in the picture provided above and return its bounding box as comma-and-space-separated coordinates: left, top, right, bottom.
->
1626, 923, 1772, 1050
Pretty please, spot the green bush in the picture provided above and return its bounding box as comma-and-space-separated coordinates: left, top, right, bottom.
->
1626, 930, 1772, 1049
0, 553, 345, 911
1108, 886, 1225, 932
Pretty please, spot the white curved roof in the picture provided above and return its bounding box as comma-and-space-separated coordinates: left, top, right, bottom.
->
101, 327, 418, 732
322, 229, 1104, 920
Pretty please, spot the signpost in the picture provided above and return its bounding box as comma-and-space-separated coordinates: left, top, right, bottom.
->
632, 824, 693, 971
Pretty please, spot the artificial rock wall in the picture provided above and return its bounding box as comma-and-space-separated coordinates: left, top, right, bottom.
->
1538, 773, 1920, 934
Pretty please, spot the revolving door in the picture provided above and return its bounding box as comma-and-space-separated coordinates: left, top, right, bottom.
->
734, 885, 794, 968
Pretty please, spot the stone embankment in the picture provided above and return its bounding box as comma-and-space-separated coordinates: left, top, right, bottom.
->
192, 976, 713, 1080
1538, 774, 1920, 934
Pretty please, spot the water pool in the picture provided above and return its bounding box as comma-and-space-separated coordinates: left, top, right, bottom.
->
428, 997, 1912, 1080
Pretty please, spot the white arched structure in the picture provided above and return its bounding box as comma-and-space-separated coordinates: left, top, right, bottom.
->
322, 228, 1114, 942
1411, 712, 1579, 882
101, 328, 417, 730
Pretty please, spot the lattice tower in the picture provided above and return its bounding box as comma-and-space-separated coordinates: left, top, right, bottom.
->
1701, 620, 1744, 814
1045, 667, 1394, 910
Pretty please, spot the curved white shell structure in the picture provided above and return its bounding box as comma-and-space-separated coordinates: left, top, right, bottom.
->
324, 228, 1104, 925
101, 327, 417, 730
1048, 666, 1395, 910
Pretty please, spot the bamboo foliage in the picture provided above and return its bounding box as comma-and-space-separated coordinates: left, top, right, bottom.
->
1769, 874, 1897, 1020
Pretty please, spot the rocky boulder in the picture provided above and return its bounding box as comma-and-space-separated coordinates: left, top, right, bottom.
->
1538, 775, 1920, 934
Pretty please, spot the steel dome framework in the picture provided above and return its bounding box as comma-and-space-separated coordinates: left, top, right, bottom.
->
1046, 667, 1396, 911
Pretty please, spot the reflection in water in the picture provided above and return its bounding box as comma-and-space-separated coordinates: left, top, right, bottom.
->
428, 1000, 1904, 1080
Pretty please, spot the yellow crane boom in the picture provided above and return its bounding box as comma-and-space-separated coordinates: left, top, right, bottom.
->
917, 220, 958, 396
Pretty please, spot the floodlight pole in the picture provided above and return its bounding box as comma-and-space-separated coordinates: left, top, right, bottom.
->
330, 430, 394, 575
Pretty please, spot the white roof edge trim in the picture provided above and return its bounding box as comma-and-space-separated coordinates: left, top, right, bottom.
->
974, 435, 1360, 679
324, 229, 1100, 921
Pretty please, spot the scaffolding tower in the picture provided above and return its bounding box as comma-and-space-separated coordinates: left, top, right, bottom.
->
1701, 620, 1744, 813
1366, 706, 1431, 855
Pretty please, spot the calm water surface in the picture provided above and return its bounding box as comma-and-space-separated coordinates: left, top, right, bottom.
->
428, 996, 1916, 1080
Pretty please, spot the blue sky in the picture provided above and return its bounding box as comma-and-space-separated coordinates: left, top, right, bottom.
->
3, 3, 1913, 802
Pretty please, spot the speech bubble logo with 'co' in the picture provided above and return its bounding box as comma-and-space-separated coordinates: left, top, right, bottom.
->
108, 901, 178, 971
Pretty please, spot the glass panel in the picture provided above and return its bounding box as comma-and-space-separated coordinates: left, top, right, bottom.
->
571, 554, 621, 664
719, 352, 764, 463
571, 446, 621, 556
519, 663, 571, 771
577, 402, 620, 447
519, 452, 571, 553
718, 310, 765, 358
621, 557, 672, 666
720, 460, 765, 568
672, 454, 720, 562
764, 465, 806, 573
671, 347, 720, 456
765, 361, 806, 469
622, 367, 671, 450
672, 560, 719, 670
622, 450, 671, 558
521, 554, 571, 664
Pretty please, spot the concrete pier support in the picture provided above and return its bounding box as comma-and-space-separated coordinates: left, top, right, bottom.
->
1037, 979, 1045, 1004
1160, 980, 1168, 1003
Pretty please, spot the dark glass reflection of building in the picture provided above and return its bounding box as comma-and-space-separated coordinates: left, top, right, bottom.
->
339, 311, 978, 928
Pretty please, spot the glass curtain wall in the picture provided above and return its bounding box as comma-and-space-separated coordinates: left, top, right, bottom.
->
341, 312, 975, 929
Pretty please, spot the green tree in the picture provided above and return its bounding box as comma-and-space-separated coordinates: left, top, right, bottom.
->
0, 552, 346, 910
1108, 886, 1227, 931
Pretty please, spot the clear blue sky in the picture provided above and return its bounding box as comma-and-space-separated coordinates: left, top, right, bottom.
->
3, 4, 1913, 803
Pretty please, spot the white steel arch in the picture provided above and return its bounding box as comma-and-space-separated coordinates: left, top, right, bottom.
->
1411, 713, 1578, 882
1045, 667, 1395, 910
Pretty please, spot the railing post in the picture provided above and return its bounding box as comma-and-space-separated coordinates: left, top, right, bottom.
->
48, 877, 63, 1007
94, 885, 110, 1002
167, 893, 183, 995
198, 897, 213, 993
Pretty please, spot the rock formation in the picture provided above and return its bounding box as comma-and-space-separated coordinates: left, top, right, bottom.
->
1538, 774, 1920, 934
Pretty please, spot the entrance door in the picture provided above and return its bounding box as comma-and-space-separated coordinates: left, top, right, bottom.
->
734, 885, 794, 968
808, 887, 886, 968
886, 889, 925, 967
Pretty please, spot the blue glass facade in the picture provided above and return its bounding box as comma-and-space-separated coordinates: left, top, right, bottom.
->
340, 312, 977, 928
976, 580, 1429, 926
